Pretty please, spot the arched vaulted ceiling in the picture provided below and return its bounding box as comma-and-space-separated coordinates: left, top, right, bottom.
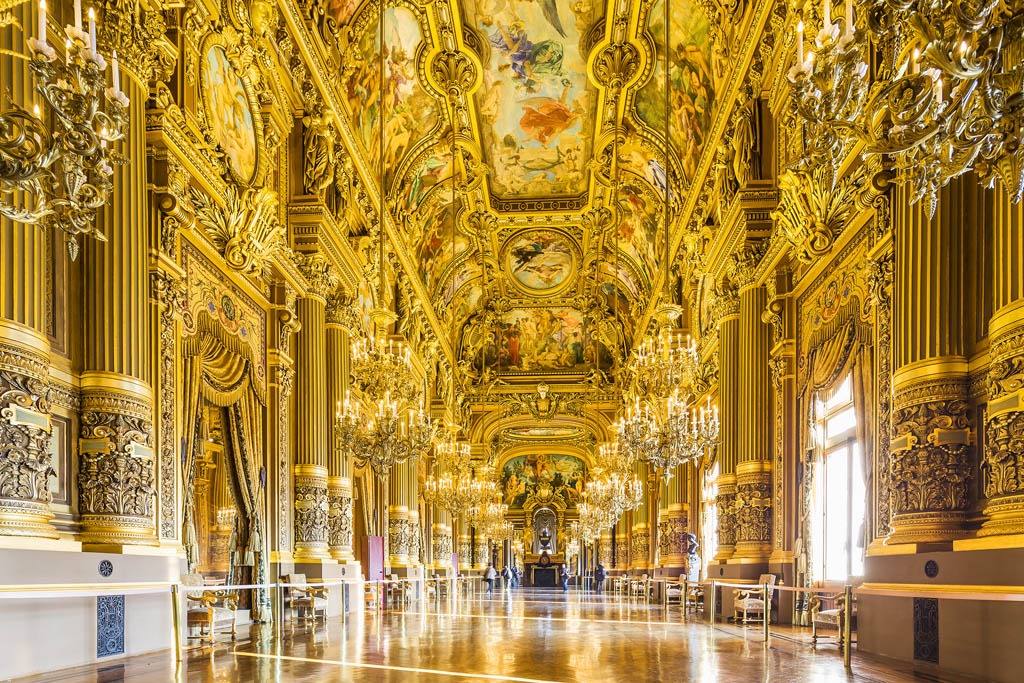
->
334, 0, 716, 387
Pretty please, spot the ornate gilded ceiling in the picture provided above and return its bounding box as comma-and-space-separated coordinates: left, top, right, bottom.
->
329, 0, 717, 381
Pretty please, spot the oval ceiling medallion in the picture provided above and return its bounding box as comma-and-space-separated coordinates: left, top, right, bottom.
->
503, 229, 578, 296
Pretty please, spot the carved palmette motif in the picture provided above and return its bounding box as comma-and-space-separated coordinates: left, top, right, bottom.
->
736, 480, 772, 543
890, 396, 972, 514
658, 516, 688, 559
717, 490, 737, 547
982, 326, 1024, 504
294, 482, 329, 544
78, 452, 156, 518
388, 518, 414, 558
0, 366, 53, 506
630, 529, 650, 564
328, 492, 354, 550
433, 531, 453, 561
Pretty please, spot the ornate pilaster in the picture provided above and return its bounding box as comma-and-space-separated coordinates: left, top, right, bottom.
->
432, 509, 453, 569
734, 277, 772, 560
716, 474, 738, 558
79, 40, 156, 545
630, 524, 651, 571
293, 255, 337, 559
714, 281, 740, 560
0, 1, 57, 540
326, 292, 355, 560
614, 516, 629, 569
980, 195, 1024, 536
867, 252, 895, 543
659, 465, 689, 569
888, 181, 973, 544
765, 268, 797, 563
599, 529, 613, 566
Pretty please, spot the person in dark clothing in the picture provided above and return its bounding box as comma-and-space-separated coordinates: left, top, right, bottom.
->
501, 565, 512, 589
560, 564, 570, 592
594, 563, 607, 593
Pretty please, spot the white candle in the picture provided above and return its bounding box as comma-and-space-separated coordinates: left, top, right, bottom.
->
844, 0, 854, 36
823, 0, 832, 32
934, 77, 943, 104
111, 50, 120, 91
797, 20, 805, 64
74, 0, 81, 31
38, 0, 46, 47
88, 7, 96, 56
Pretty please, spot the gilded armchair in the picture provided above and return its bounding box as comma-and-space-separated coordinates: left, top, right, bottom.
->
283, 573, 328, 624
732, 574, 776, 624
810, 591, 855, 650
183, 573, 238, 643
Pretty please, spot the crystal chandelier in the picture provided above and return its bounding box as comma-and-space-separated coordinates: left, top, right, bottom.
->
787, 0, 1024, 216
0, 0, 130, 259
334, 389, 434, 479
351, 335, 420, 404
577, 500, 609, 542
423, 430, 472, 515
628, 330, 699, 400
616, 394, 720, 476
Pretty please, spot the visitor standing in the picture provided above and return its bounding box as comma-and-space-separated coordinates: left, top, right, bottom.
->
560, 564, 570, 592
594, 563, 607, 593
484, 563, 497, 594
502, 565, 512, 589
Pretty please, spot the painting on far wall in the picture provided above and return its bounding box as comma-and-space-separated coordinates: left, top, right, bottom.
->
634, 0, 713, 183
473, 307, 613, 373
502, 453, 587, 508
202, 45, 258, 183
415, 196, 470, 292
505, 229, 576, 293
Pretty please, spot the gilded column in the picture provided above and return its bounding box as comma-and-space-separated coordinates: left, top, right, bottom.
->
457, 512, 471, 571
0, 0, 56, 539
980, 193, 1024, 536
293, 255, 337, 559
79, 20, 156, 547
659, 465, 689, 571
388, 460, 411, 566
599, 527, 613, 566
432, 507, 453, 570
325, 293, 355, 560
735, 276, 773, 560
614, 513, 629, 569
630, 462, 651, 571
408, 461, 422, 565
888, 181, 973, 544
714, 282, 740, 560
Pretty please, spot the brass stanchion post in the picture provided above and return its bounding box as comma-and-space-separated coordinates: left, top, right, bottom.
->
843, 585, 853, 669
763, 580, 770, 643
171, 584, 182, 663
709, 580, 716, 625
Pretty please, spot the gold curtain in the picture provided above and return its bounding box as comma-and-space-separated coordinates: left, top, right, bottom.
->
181, 321, 269, 621
799, 313, 875, 579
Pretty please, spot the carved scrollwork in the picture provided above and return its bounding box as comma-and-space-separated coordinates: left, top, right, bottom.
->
735, 479, 772, 544
0, 368, 53, 508
79, 452, 156, 519
329, 492, 354, 550
189, 185, 284, 276
771, 166, 867, 263
299, 252, 341, 300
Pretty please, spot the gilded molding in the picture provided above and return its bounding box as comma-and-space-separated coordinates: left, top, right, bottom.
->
294, 465, 330, 557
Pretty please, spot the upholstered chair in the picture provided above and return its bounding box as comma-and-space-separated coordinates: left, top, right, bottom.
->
810, 591, 856, 650
183, 572, 239, 643
732, 574, 777, 623
283, 573, 328, 624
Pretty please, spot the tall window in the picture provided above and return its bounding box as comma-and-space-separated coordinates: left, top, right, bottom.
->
701, 461, 719, 579
812, 375, 866, 582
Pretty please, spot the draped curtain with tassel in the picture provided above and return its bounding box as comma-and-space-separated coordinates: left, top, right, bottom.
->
181, 316, 270, 622
798, 309, 874, 582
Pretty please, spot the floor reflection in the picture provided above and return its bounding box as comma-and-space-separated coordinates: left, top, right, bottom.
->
19, 588, 968, 682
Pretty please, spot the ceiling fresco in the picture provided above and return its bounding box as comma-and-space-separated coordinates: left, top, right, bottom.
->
332, 0, 717, 386
466, 0, 603, 199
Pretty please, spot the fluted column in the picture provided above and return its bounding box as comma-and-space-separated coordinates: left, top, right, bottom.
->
630, 463, 651, 570
408, 462, 421, 565
457, 512, 471, 570
981, 193, 1024, 536
0, 0, 58, 539
715, 284, 740, 560
293, 262, 334, 559
888, 181, 973, 544
432, 507, 453, 569
659, 465, 689, 570
78, 37, 156, 547
326, 295, 355, 560
735, 283, 773, 560
388, 460, 411, 566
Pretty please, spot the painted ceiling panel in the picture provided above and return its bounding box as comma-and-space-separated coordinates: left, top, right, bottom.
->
466, 0, 604, 198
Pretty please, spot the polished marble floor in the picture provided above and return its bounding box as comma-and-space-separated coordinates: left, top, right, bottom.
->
21, 588, 972, 682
